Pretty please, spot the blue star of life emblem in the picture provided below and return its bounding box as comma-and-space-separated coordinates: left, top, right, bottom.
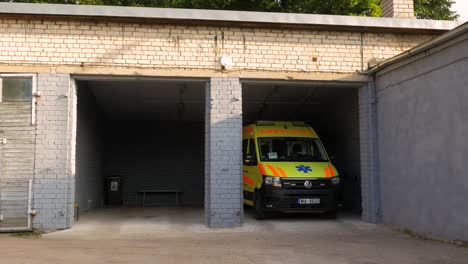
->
296, 165, 312, 173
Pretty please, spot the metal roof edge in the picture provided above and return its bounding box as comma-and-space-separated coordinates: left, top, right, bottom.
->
0, 2, 462, 32
366, 22, 468, 74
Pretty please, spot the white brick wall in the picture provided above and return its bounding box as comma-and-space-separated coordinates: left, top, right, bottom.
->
0, 19, 430, 73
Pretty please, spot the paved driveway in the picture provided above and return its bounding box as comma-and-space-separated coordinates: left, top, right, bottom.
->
0, 207, 466, 264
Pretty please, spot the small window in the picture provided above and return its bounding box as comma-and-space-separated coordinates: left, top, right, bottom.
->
1, 77, 32, 102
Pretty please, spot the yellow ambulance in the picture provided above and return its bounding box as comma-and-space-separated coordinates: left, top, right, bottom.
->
242, 121, 340, 219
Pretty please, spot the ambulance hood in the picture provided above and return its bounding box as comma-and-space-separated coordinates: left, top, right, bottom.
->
258, 161, 338, 178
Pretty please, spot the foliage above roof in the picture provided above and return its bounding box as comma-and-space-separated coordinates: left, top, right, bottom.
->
9, 0, 459, 21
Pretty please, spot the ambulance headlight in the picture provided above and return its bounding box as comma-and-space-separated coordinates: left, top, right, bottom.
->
331, 177, 340, 185
264, 176, 282, 187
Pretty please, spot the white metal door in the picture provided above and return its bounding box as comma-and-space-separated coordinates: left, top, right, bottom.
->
0, 180, 32, 231
0, 133, 32, 231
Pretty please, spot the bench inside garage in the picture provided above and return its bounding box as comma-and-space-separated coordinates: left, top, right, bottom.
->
137, 190, 183, 206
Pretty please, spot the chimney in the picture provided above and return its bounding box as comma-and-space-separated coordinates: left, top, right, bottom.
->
382, 0, 415, 18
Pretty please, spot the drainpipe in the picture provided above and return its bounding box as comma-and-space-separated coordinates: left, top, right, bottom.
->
27, 179, 36, 230
369, 76, 381, 223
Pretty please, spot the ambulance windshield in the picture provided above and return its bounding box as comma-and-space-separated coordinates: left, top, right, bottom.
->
257, 137, 328, 162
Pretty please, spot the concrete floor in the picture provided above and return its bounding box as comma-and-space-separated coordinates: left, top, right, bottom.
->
0, 207, 467, 264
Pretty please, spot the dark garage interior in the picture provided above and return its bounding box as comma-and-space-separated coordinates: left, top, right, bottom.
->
74, 78, 206, 216
73, 78, 363, 220
242, 82, 362, 214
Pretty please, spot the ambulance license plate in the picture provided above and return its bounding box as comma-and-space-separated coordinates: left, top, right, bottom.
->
298, 198, 320, 204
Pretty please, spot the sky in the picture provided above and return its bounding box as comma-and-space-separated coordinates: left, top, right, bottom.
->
452, 0, 468, 21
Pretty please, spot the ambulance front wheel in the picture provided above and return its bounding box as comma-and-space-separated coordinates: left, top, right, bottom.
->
324, 210, 337, 219
254, 190, 266, 220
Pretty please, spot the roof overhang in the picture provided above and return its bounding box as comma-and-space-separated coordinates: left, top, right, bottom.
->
0, 3, 462, 34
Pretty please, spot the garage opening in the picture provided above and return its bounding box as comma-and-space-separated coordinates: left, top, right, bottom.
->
242, 81, 362, 216
74, 78, 206, 224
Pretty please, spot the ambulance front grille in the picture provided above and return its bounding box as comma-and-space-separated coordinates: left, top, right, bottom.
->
282, 178, 331, 190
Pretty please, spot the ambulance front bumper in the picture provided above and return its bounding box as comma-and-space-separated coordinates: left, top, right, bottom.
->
261, 178, 339, 213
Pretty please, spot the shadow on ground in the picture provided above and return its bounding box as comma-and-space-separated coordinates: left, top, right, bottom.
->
0, 206, 466, 264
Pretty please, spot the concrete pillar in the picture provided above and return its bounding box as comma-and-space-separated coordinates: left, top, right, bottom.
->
382, 0, 415, 18
359, 82, 381, 223
33, 73, 75, 230
205, 77, 243, 228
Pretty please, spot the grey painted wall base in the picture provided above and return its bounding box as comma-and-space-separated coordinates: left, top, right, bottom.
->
205, 77, 243, 228
376, 37, 468, 240
33, 73, 74, 230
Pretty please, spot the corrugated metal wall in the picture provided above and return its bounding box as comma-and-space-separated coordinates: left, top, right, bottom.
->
0, 102, 34, 229
103, 121, 204, 206
0, 103, 35, 179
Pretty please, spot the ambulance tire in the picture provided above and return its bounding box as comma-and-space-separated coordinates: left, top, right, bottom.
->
254, 190, 266, 220
324, 210, 337, 219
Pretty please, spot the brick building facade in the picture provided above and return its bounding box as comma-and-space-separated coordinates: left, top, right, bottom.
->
0, 1, 463, 235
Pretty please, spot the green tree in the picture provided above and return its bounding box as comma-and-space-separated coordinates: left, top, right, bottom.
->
10, 0, 381, 16
414, 0, 458, 20
6, 0, 459, 20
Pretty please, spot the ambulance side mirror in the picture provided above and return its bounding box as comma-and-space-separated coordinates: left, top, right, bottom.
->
244, 155, 256, 165
330, 156, 337, 165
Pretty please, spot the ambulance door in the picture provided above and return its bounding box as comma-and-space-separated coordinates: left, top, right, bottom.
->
242, 138, 257, 203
